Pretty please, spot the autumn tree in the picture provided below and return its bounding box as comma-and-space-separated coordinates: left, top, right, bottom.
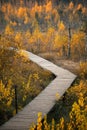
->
15, 32, 24, 49
54, 34, 68, 57
51, 8, 60, 27
57, 21, 67, 57
60, 2, 84, 58
0, 80, 14, 125
32, 27, 43, 53
46, 27, 55, 53
66, 1, 74, 58
71, 31, 85, 59
80, 8, 87, 60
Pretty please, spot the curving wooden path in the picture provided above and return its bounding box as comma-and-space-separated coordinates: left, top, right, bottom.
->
0, 50, 76, 130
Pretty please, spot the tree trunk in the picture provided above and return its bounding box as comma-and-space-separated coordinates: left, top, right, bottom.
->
67, 24, 71, 58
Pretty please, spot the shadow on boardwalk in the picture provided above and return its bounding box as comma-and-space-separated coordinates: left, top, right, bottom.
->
0, 50, 76, 130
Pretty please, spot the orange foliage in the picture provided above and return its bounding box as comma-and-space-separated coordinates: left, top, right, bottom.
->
77, 3, 83, 11
69, 1, 74, 10
45, 1, 52, 13
1, 4, 7, 13
17, 7, 27, 18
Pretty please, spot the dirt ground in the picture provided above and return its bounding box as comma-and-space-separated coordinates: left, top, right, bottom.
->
38, 52, 80, 75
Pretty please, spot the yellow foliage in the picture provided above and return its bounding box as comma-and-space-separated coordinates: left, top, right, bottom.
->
5, 24, 14, 35
47, 27, 55, 36
72, 32, 85, 45
78, 93, 84, 107
71, 32, 85, 59
59, 117, 64, 130
69, 100, 87, 130
25, 30, 31, 38
30, 98, 87, 130
54, 35, 68, 49
55, 92, 60, 101
37, 112, 42, 130
15, 32, 23, 49
52, 119, 55, 130
44, 115, 50, 130
79, 62, 87, 78
58, 21, 65, 31
0, 80, 14, 108
24, 15, 29, 24
18, 50, 29, 59
28, 35, 35, 44
33, 73, 39, 80
30, 78, 87, 130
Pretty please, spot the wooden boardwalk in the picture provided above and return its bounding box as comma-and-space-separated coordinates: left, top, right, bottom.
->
0, 51, 76, 130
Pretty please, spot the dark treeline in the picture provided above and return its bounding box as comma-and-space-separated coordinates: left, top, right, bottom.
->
0, 0, 87, 6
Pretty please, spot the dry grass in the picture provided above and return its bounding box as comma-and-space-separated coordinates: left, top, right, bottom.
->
0, 49, 54, 87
